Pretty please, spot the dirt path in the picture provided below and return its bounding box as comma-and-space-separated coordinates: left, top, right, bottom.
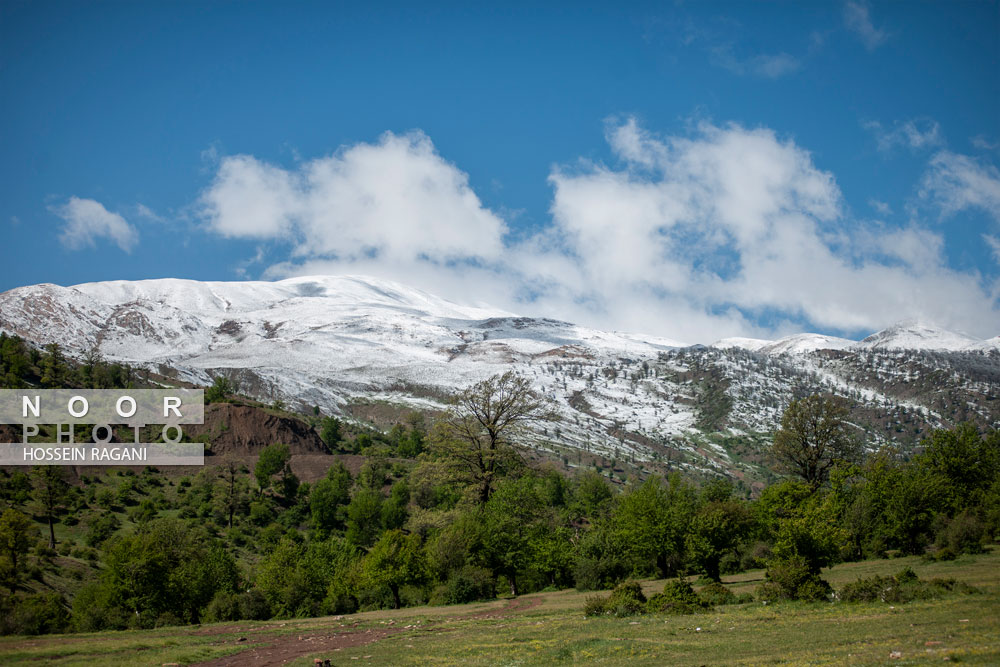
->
192, 596, 543, 667
194, 627, 401, 667
464, 595, 542, 620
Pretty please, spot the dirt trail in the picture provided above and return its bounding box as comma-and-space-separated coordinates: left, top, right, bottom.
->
192, 596, 543, 667
194, 627, 401, 666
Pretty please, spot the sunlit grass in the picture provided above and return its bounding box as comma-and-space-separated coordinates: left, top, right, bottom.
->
1, 549, 997, 666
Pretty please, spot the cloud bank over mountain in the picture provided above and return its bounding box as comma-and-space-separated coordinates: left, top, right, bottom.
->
194, 119, 999, 342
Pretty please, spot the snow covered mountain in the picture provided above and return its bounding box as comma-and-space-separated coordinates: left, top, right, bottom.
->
853, 321, 982, 352
1, 275, 998, 482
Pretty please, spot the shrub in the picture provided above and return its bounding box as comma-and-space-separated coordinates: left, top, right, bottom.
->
756, 556, 831, 602
85, 513, 121, 548
573, 553, 628, 592
698, 581, 737, 606
925, 546, 958, 562
648, 579, 707, 615
605, 580, 647, 616
838, 569, 979, 604
839, 575, 892, 603
238, 590, 272, 620
445, 566, 495, 604
400, 584, 428, 607
428, 585, 451, 606
937, 511, 988, 555
583, 580, 647, 617
4, 593, 69, 635
203, 591, 241, 622
583, 594, 607, 617
719, 552, 742, 575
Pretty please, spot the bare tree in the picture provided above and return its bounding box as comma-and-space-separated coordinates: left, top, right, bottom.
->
433, 371, 553, 504
218, 459, 249, 529
772, 394, 861, 489
32, 466, 67, 548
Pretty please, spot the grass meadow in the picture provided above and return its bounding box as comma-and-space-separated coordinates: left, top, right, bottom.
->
1, 549, 997, 666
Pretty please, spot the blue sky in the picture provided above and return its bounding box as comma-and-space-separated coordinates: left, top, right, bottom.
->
1, 1, 999, 342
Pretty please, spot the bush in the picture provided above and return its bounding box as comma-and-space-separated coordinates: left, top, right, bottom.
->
838, 568, 979, 604
85, 513, 120, 548
605, 580, 647, 617
583, 580, 647, 617
756, 556, 831, 602
937, 512, 988, 555
583, 594, 608, 617
840, 575, 894, 602
719, 552, 742, 575
445, 566, 495, 604
428, 584, 450, 606
399, 585, 428, 608
573, 553, 628, 592
238, 590, 272, 620
698, 581, 737, 606
647, 579, 706, 615
3, 593, 69, 635
202, 590, 272, 622
740, 541, 772, 571
203, 591, 241, 622
927, 546, 958, 562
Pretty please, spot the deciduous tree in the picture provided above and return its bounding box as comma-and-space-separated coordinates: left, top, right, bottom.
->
432, 372, 552, 504
772, 395, 861, 490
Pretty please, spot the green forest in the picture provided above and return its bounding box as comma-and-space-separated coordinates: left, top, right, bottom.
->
0, 333, 997, 636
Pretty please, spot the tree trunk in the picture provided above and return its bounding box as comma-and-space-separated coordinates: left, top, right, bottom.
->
705, 557, 721, 582
390, 584, 401, 609
47, 514, 55, 549
509, 573, 519, 597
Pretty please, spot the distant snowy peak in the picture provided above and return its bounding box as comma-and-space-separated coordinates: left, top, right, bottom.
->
760, 334, 855, 356
69, 274, 513, 322
711, 333, 854, 356
1, 277, 994, 363
853, 321, 980, 352
709, 324, 995, 356
970, 336, 1000, 352
710, 337, 772, 352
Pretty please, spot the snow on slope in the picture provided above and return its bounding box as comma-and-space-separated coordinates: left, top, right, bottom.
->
0, 275, 690, 442
853, 321, 979, 352
966, 336, 1000, 352
2, 275, 996, 468
759, 333, 855, 355
710, 333, 854, 355
710, 337, 771, 352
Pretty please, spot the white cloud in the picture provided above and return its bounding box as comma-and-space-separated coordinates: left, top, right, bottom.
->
750, 53, 802, 79
984, 234, 1000, 264
199, 131, 506, 264
543, 120, 995, 338
865, 118, 943, 153
711, 44, 801, 79
843, 1, 888, 50
134, 204, 163, 222
919, 151, 1000, 222
202, 122, 1000, 341
869, 199, 892, 216
52, 197, 138, 252
971, 135, 999, 151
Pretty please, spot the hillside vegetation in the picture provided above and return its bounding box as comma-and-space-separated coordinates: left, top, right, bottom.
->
0, 334, 997, 664
0, 552, 997, 665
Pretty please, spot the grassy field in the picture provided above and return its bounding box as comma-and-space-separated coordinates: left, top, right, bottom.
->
2, 550, 998, 666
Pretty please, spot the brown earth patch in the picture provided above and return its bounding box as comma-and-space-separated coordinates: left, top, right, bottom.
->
190, 404, 330, 458
191, 596, 543, 666
193, 627, 401, 667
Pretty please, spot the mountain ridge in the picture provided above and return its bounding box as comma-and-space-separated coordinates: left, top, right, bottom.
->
1, 275, 997, 482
